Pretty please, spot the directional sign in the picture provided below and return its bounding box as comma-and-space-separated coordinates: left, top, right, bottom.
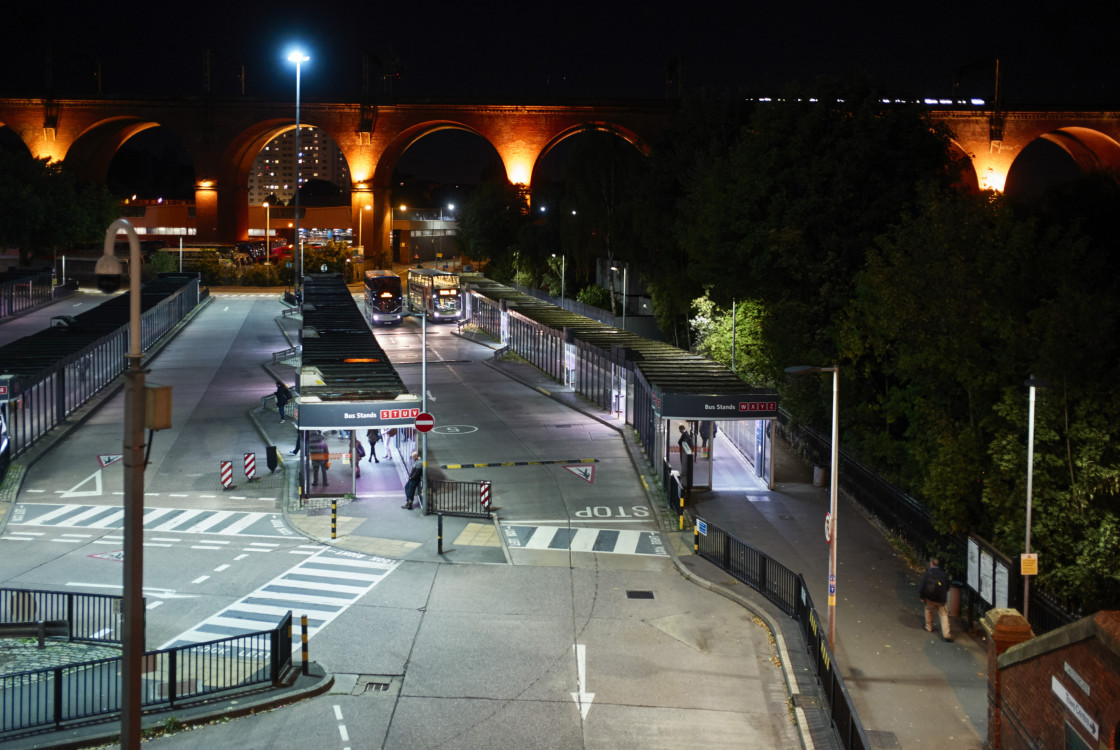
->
415, 412, 435, 433
571, 644, 595, 719
563, 464, 595, 483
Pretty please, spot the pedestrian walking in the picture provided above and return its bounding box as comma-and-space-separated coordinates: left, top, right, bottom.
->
402, 451, 422, 510
384, 428, 395, 459
677, 424, 694, 496
367, 429, 381, 463
353, 440, 364, 478
918, 557, 953, 641
699, 420, 716, 450
274, 381, 291, 423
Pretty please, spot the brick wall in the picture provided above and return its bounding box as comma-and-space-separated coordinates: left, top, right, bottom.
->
985, 610, 1120, 749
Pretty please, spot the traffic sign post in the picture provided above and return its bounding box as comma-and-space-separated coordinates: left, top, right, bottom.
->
415, 412, 435, 433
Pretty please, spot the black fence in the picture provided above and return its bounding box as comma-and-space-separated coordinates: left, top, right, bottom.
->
426, 479, 492, 519
0, 268, 59, 320
695, 517, 870, 750
0, 612, 292, 738
0, 588, 123, 644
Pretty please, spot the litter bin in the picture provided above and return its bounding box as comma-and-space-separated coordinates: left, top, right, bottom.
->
947, 582, 962, 618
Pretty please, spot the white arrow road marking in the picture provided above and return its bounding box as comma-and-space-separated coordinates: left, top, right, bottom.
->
426, 390, 437, 401
60, 470, 103, 498
64, 582, 198, 599
571, 643, 595, 720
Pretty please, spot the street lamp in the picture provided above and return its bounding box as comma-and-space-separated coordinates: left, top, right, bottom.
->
358, 204, 371, 249
98, 219, 145, 748
610, 264, 627, 331
263, 202, 270, 253
1023, 375, 1047, 621
287, 49, 309, 289
786, 364, 840, 650
552, 253, 565, 303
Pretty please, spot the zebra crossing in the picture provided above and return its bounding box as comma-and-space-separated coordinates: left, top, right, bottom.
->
7, 503, 290, 539
501, 524, 668, 557
159, 548, 400, 650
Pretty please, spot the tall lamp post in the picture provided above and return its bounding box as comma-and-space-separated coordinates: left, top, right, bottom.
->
287, 50, 309, 289
1023, 375, 1047, 621
610, 264, 627, 331
786, 364, 840, 650
97, 219, 145, 748
263, 201, 270, 251
552, 253, 565, 303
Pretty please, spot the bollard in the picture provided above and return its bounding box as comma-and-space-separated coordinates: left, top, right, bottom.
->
244, 452, 256, 481
694, 524, 699, 554
331, 498, 337, 540
301, 614, 309, 675
220, 460, 233, 489
437, 513, 444, 555
678, 490, 685, 530
480, 481, 491, 512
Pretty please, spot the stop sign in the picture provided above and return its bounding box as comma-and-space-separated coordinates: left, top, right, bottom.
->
415, 412, 435, 433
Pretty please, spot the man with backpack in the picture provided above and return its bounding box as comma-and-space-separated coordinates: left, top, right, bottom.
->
918, 557, 953, 642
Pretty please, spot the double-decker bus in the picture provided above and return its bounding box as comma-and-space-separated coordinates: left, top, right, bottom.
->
364, 270, 404, 325
407, 268, 461, 322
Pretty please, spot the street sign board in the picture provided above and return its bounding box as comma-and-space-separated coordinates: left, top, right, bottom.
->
415, 412, 435, 432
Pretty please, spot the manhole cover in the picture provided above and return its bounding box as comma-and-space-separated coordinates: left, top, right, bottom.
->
626, 590, 655, 599
791, 693, 820, 709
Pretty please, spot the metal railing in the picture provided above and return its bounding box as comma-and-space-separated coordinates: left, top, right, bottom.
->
0, 588, 123, 644
425, 478, 492, 519
0, 612, 292, 738
695, 517, 870, 750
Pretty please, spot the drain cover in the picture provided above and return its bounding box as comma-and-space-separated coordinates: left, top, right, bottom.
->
791, 694, 820, 709
865, 730, 901, 749
626, 590, 655, 599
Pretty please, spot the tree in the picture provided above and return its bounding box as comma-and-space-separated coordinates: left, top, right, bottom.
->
0, 149, 117, 266
456, 178, 525, 282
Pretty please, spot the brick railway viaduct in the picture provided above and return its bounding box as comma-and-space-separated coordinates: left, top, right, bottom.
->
1, 97, 1118, 254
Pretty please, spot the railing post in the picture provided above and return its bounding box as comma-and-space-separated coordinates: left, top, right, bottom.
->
53, 665, 63, 727
66, 592, 74, 641
437, 513, 444, 554
722, 530, 731, 571
301, 614, 309, 675
168, 649, 178, 707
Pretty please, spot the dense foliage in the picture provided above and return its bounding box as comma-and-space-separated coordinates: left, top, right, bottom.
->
457, 85, 1120, 612
0, 148, 117, 266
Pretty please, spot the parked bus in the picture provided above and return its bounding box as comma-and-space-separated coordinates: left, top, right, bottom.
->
364, 270, 404, 325
407, 268, 461, 322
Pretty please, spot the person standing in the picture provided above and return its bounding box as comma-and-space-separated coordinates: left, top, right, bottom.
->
367, 429, 381, 463
274, 381, 291, 423
311, 432, 330, 487
918, 557, 953, 641
402, 451, 422, 510
677, 424, 694, 498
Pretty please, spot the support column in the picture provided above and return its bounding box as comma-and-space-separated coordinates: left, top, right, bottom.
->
981, 608, 1034, 749
371, 186, 394, 267
352, 184, 374, 272
194, 183, 220, 242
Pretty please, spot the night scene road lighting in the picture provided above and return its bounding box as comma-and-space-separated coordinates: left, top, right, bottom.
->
786, 364, 840, 650
1023, 375, 1048, 622
287, 49, 309, 291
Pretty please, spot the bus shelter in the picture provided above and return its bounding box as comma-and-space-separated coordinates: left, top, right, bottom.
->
294, 274, 417, 499
463, 277, 779, 501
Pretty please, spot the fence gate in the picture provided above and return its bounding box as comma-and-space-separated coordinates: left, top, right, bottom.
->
426, 479, 493, 519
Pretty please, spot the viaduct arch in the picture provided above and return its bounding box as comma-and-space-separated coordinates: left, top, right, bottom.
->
1, 97, 1118, 257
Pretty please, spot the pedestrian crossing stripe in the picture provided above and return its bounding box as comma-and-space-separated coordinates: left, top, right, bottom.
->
442, 458, 598, 469
10, 503, 291, 538
501, 525, 667, 556
159, 548, 399, 650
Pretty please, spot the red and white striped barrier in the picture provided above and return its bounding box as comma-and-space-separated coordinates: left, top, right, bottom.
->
480, 481, 491, 511
220, 460, 233, 489
244, 452, 256, 481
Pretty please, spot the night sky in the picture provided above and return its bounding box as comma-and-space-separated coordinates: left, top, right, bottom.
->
4, 1, 1118, 105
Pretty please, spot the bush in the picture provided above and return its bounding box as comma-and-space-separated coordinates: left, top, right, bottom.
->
241, 263, 281, 286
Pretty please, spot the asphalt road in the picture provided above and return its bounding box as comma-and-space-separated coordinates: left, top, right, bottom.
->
0, 291, 802, 749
